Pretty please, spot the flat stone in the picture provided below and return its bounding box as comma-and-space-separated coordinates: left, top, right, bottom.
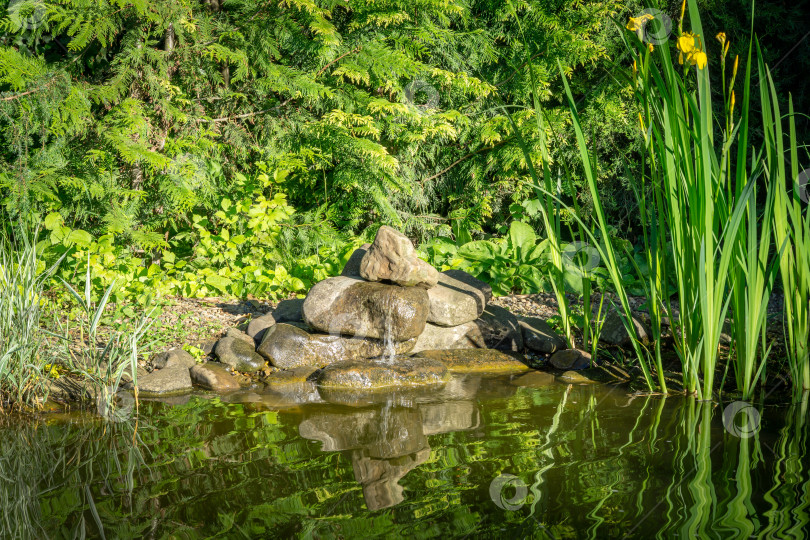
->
550, 349, 591, 370
151, 348, 196, 370
257, 323, 416, 370
137, 367, 192, 396
415, 349, 530, 373
317, 357, 449, 389
341, 244, 371, 277
410, 321, 483, 354
190, 363, 241, 392
302, 276, 429, 341
518, 316, 566, 354
470, 305, 524, 352
359, 226, 439, 288
263, 366, 319, 385
214, 336, 266, 372
426, 270, 489, 326
557, 370, 596, 384
600, 310, 651, 347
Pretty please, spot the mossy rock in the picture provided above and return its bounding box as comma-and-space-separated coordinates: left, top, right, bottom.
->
317, 357, 449, 390
414, 349, 531, 373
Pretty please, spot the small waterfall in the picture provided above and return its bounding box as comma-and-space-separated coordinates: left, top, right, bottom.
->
380, 294, 398, 364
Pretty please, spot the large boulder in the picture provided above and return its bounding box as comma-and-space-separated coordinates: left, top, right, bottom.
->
426, 270, 490, 326
414, 349, 530, 373
517, 316, 566, 354
316, 357, 449, 390
214, 336, 266, 372
302, 276, 429, 341
359, 226, 439, 288
410, 321, 484, 354
341, 244, 371, 278
137, 367, 192, 396
471, 304, 524, 352
257, 323, 416, 370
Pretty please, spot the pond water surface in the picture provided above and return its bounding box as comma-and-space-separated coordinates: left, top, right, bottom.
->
2, 373, 808, 539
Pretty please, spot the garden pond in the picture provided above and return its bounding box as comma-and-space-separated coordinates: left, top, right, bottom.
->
2, 373, 808, 539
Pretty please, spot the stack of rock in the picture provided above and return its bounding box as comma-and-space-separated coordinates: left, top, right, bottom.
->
252, 226, 567, 381
136, 225, 572, 396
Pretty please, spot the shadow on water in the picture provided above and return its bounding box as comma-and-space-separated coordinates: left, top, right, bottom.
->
1, 375, 808, 538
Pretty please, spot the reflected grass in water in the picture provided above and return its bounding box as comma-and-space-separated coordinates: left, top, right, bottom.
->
1, 378, 808, 538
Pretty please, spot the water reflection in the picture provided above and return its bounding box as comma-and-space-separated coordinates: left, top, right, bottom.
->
1, 375, 809, 538
299, 388, 482, 510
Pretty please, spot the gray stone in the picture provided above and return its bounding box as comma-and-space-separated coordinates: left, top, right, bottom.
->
302, 276, 429, 341
341, 244, 371, 277
214, 336, 266, 372
273, 298, 305, 323
471, 304, 524, 352
190, 363, 241, 392
600, 310, 651, 347
550, 349, 591, 370
517, 316, 566, 354
151, 348, 196, 370
246, 313, 276, 339
426, 270, 488, 326
410, 321, 483, 354
316, 357, 449, 389
137, 367, 192, 396
225, 327, 254, 345
359, 226, 439, 288
257, 323, 416, 370
415, 349, 530, 373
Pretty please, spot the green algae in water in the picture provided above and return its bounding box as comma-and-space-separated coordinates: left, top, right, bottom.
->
1, 375, 809, 539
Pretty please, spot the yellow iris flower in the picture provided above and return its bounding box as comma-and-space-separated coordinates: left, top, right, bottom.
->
677, 32, 707, 69
626, 14, 654, 42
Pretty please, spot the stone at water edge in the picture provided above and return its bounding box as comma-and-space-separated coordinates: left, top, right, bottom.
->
359, 225, 439, 288
137, 367, 193, 396
550, 349, 591, 370
426, 270, 489, 326
190, 363, 241, 392
410, 321, 484, 354
302, 276, 429, 341
517, 316, 566, 354
151, 348, 196, 370
470, 304, 524, 352
257, 323, 416, 370
415, 349, 530, 373
214, 336, 266, 373
341, 244, 371, 278
557, 370, 596, 384
316, 357, 449, 389
600, 310, 651, 347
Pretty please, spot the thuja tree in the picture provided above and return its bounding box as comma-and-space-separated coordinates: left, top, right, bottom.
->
0, 0, 677, 264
